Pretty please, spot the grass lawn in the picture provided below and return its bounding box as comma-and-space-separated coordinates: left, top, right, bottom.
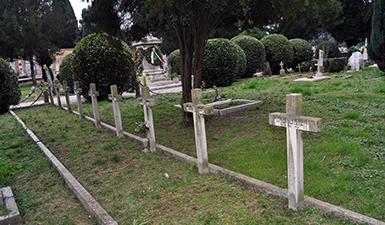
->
77, 68, 385, 221
0, 113, 93, 224
15, 106, 353, 224
19, 83, 48, 102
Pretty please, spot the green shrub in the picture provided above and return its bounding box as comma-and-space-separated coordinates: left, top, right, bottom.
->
0, 58, 20, 114
202, 38, 246, 87
316, 41, 341, 59
238, 28, 267, 40
290, 39, 313, 70
232, 35, 266, 77
168, 49, 181, 75
370, 0, 385, 71
72, 33, 135, 99
59, 54, 75, 91
261, 34, 294, 74
325, 57, 347, 73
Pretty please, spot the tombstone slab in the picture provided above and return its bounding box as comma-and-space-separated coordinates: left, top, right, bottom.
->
0, 187, 23, 225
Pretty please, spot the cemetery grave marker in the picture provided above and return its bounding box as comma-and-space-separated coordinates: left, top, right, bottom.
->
184, 89, 215, 174
89, 83, 102, 128
294, 50, 330, 82
140, 77, 157, 152
54, 81, 62, 107
0, 187, 23, 225
63, 81, 72, 113
110, 85, 123, 137
269, 94, 322, 210
74, 81, 84, 119
280, 61, 286, 75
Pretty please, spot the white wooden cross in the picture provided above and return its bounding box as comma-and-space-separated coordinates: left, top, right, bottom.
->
110, 85, 123, 137
140, 77, 156, 152
89, 83, 102, 128
269, 94, 322, 210
280, 61, 286, 75
63, 81, 72, 113
316, 50, 325, 77
74, 81, 84, 119
296, 64, 302, 73
183, 89, 215, 174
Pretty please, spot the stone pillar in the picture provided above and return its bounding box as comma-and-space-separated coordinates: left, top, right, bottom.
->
89, 83, 101, 128
110, 85, 123, 137
74, 81, 84, 119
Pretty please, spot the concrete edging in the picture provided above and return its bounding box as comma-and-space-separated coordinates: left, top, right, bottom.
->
18, 104, 385, 225
0, 187, 23, 225
10, 110, 118, 225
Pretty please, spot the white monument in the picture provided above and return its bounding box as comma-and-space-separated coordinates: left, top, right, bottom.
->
363, 38, 369, 62
348, 52, 364, 72
132, 34, 169, 82
294, 50, 330, 82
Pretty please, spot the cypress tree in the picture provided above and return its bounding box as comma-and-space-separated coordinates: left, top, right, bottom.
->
370, 0, 385, 71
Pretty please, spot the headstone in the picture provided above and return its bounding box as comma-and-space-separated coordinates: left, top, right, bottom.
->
63, 81, 72, 113
183, 89, 215, 174
110, 85, 123, 137
43, 90, 49, 103
269, 94, 322, 210
74, 81, 84, 119
280, 61, 286, 75
55, 81, 62, 107
348, 52, 363, 72
363, 38, 369, 62
316, 50, 324, 77
89, 83, 102, 128
140, 77, 156, 152
263, 62, 273, 76
296, 64, 302, 73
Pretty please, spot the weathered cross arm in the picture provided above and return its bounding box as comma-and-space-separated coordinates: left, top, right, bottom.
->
183, 103, 215, 115
269, 113, 322, 132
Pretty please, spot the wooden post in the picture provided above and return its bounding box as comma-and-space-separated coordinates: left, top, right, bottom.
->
141, 84, 156, 152
183, 89, 215, 174
55, 85, 62, 107
48, 85, 55, 105
74, 81, 84, 119
110, 85, 123, 137
269, 94, 322, 210
89, 83, 101, 128
63, 81, 72, 113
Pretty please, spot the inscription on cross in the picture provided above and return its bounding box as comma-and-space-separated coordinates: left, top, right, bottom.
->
140, 76, 156, 152
269, 94, 322, 210
110, 85, 123, 137
89, 83, 102, 128
183, 89, 215, 174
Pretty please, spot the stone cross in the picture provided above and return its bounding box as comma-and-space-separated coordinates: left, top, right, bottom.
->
280, 61, 286, 75
89, 83, 102, 128
110, 85, 123, 137
363, 38, 369, 62
316, 50, 324, 77
74, 81, 84, 119
296, 64, 302, 73
63, 81, 72, 113
140, 78, 156, 152
55, 82, 62, 107
43, 90, 49, 103
183, 89, 215, 174
269, 94, 322, 210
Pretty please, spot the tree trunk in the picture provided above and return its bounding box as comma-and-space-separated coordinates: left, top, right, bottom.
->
175, 26, 194, 125
192, 27, 209, 89
29, 57, 36, 85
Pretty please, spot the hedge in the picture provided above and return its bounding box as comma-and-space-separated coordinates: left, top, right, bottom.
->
59, 54, 75, 91
316, 41, 341, 59
202, 38, 246, 87
232, 35, 266, 77
261, 34, 294, 75
72, 33, 135, 100
325, 57, 347, 73
0, 58, 20, 114
168, 49, 181, 76
290, 39, 313, 70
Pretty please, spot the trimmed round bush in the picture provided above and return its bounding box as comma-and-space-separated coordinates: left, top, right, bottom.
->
261, 34, 294, 75
232, 35, 266, 77
202, 38, 246, 87
316, 41, 341, 59
0, 58, 20, 114
238, 28, 267, 40
59, 54, 75, 91
290, 39, 313, 70
72, 33, 135, 99
168, 49, 181, 75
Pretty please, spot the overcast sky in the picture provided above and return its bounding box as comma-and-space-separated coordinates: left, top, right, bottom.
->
69, 0, 91, 22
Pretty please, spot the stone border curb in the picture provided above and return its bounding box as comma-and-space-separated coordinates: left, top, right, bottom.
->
0, 187, 23, 225
10, 110, 118, 225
